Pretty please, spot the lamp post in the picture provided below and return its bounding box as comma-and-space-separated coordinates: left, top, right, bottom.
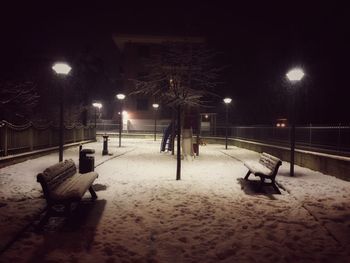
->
223, 97, 232, 150
286, 68, 305, 176
116, 93, 125, 147
52, 62, 71, 162
152, 103, 159, 141
92, 102, 102, 129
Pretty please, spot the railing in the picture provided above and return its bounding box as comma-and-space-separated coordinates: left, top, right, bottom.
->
96, 123, 169, 134
89, 121, 350, 156
212, 125, 350, 156
0, 120, 96, 157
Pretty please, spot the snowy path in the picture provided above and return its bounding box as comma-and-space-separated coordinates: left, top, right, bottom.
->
1, 139, 350, 262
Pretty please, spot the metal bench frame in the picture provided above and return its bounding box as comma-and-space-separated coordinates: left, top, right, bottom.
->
244, 153, 282, 194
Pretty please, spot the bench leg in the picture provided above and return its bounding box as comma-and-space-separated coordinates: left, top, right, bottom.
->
271, 180, 281, 194
89, 186, 98, 199
258, 177, 265, 192
244, 171, 251, 180
35, 207, 51, 230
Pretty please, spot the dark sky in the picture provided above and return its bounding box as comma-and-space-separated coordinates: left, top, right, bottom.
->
2, 1, 350, 124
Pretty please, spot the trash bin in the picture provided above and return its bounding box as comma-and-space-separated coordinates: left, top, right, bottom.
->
79, 146, 95, 173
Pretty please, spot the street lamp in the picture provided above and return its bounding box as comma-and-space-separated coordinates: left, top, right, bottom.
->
92, 102, 102, 128
286, 67, 305, 176
223, 97, 232, 150
116, 93, 125, 147
52, 62, 71, 162
152, 103, 159, 141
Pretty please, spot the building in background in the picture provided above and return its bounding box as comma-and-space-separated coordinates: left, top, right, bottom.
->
112, 34, 210, 132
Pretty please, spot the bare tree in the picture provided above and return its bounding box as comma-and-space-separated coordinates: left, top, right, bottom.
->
0, 81, 39, 122
132, 42, 220, 180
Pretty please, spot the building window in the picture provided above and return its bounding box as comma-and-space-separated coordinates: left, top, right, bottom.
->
138, 45, 150, 58
136, 99, 149, 111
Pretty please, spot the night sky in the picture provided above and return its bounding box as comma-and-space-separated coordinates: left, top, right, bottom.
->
1, 1, 350, 124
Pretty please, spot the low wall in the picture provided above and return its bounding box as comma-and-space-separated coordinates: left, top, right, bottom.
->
204, 137, 350, 181
95, 133, 350, 181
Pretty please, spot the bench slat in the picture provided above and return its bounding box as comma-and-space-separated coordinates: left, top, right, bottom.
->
51, 172, 98, 201
38, 160, 77, 192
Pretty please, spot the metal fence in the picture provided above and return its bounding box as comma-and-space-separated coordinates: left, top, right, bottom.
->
96, 121, 350, 155
96, 123, 170, 134
0, 120, 96, 157
213, 125, 350, 156
4, 117, 348, 158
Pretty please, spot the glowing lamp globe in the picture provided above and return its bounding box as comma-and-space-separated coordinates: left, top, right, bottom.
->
52, 63, 71, 75
286, 68, 305, 82
223, 98, 232, 104
92, 102, 102, 109
116, 94, 126, 100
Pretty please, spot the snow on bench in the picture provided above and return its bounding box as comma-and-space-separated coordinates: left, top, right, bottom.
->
36, 159, 98, 226
244, 152, 282, 194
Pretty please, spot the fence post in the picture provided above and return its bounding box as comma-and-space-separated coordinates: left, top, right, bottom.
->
73, 126, 76, 143
1, 123, 8, 156
29, 125, 34, 151
337, 123, 341, 151
48, 125, 52, 147
82, 126, 85, 141
309, 123, 312, 147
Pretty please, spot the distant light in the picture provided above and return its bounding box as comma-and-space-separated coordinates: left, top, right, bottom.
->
286, 68, 305, 82
92, 102, 102, 109
281, 123, 286, 127
52, 63, 71, 75
205, 114, 209, 119
223, 97, 232, 104
122, 110, 128, 116
116, 93, 126, 100
276, 123, 281, 127
152, 103, 159, 109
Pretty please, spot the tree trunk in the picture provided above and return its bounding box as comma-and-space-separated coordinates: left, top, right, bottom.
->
171, 108, 175, 155
176, 104, 181, 180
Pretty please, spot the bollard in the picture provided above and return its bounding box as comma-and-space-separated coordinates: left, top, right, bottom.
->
102, 134, 109, 155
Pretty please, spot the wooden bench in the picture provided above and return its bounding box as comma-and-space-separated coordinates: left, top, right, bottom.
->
244, 152, 282, 194
37, 159, 98, 225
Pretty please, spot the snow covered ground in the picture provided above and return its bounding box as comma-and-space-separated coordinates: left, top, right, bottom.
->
0, 138, 350, 262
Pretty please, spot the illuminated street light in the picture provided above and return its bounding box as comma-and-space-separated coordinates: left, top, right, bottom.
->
92, 102, 102, 129
52, 63, 72, 75
92, 102, 102, 109
52, 62, 71, 162
223, 98, 232, 104
152, 103, 159, 141
116, 93, 126, 100
286, 68, 305, 82
286, 68, 305, 176
116, 94, 126, 147
223, 97, 232, 150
